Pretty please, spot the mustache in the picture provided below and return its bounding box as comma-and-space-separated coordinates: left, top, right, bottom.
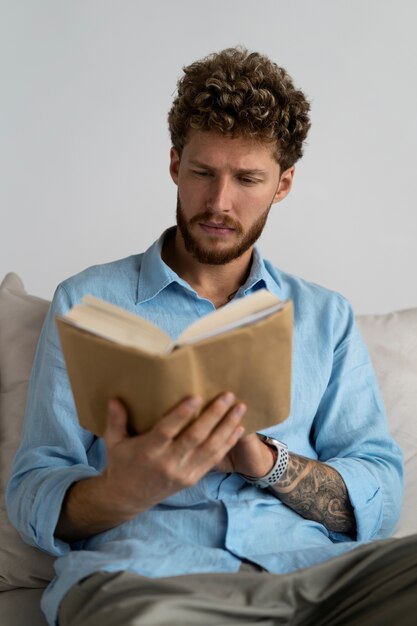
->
189, 211, 243, 233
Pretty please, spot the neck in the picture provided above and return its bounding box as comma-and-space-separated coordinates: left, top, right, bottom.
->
162, 229, 253, 308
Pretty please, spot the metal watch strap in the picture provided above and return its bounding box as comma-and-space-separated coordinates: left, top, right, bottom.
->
240, 435, 289, 488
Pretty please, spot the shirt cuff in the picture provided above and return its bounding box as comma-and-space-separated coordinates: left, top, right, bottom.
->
19, 465, 99, 557
324, 458, 383, 542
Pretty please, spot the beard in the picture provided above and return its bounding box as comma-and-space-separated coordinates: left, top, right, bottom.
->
176, 195, 271, 265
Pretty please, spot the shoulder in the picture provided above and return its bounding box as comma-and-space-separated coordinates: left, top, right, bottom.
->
264, 259, 350, 312
263, 259, 355, 346
53, 253, 144, 313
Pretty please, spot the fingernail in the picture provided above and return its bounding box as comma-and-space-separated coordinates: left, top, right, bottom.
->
234, 426, 245, 438
186, 396, 202, 409
233, 403, 247, 418
221, 392, 235, 404
108, 399, 118, 416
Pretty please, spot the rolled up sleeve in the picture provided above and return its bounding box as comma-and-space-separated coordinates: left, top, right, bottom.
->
312, 299, 403, 542
6, 285, 101, 556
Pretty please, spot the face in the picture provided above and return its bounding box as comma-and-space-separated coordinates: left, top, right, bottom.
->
170, 130, 294, 265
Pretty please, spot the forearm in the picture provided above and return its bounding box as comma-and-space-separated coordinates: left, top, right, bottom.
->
270, 452, 356, 534
55, 474, 142, 543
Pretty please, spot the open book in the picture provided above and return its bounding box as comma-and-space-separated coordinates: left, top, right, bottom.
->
56, 289, 293, 437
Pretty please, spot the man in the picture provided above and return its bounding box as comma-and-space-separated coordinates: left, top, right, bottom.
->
6, 48, 412, 626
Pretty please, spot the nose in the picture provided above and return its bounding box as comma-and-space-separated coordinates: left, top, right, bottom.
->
207, 176, 232, 213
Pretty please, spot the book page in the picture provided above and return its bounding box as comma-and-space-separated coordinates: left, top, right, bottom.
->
177, 289, 285, 346
62, 296, 173, 354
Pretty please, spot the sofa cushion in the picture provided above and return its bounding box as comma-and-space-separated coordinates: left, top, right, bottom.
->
356, 309, 417, 462
0, 273, 55, 591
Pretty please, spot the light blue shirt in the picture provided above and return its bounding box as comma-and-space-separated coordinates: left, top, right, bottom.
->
7, 229, 403, 626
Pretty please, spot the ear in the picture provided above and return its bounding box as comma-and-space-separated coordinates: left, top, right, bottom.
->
169, 147, 180, 185
272, 166, 295, 204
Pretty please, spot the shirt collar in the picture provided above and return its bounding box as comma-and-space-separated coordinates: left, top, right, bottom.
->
136, 227, 183, 304
136, 227, 282, 305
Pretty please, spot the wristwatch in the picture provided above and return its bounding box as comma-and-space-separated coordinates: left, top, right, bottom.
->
240, 435, 289, 488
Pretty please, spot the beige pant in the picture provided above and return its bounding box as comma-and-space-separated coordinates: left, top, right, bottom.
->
59, 534, 417, 626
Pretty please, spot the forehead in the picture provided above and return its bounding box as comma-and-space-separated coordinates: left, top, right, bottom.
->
181, 130, 279, 171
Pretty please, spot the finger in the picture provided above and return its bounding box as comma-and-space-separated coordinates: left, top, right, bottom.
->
189, 418, 246, 480
219, 422, 246, 455
103, 399, 129, 450
174, 395, 245, 457
149, 395, 203, 445
193, 402, 247, 466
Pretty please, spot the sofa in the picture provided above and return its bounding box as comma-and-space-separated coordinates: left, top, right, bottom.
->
0, 271, 416, 626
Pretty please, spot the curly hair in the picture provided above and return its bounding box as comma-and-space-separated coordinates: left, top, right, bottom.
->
168, 47, 311, 172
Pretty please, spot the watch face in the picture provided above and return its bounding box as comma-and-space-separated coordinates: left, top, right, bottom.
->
263, 436, 288, 450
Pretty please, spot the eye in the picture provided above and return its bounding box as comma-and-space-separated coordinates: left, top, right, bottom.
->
192, 169, 212, 177
238, 176, 259, 185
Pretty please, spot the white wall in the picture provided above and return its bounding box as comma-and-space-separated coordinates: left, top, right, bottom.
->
1, 0, 416, 313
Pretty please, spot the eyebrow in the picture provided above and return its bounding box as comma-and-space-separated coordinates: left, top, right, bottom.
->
189, 159, 267, 176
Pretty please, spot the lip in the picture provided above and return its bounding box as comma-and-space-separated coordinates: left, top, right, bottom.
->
199, 222, 235, 236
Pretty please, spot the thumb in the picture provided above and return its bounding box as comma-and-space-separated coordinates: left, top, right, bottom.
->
104, 399, 129, 449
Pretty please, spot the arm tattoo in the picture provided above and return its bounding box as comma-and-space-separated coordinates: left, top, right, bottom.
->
270, 453, 356, 534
